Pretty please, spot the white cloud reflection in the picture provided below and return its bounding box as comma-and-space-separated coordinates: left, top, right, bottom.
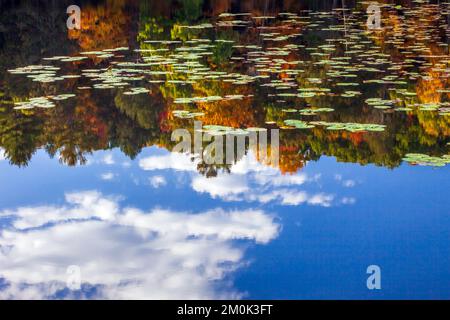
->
139, 151, 338, 207
100, 172, 116, 181
102, 154, 115, 165
149, 175, 167, 188
139, 152, 200, 172
0, 191, 280, 299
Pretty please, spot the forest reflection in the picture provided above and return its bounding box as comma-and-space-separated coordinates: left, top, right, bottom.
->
0, 0, 449, 175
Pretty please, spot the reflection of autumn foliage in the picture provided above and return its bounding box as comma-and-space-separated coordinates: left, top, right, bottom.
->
1, 0, 449, 174
197, 98, 260, 128
68, 0, 136, 51
417, 71, 443, 104
371, 3, 447, 105
208, 0, 305, 17
359, 3, 450, 147
76, 92, 109, 142
278, 145, 306, 174
42, 91, 109, 166
417, 112, 450, 138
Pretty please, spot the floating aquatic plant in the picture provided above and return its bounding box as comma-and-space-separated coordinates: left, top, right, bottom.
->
310, 121, 386, 132
14, 97, 55, 109
402, 153, 450, 167
284, 119, 315, 129
298, 108, 334, 115
172, 110, 205, 119
124, 87, 150, 95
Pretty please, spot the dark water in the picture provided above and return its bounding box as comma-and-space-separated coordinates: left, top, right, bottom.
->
0, 0, 449, 299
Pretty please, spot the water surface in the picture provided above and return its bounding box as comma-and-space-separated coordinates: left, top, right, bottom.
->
0, 0, 449, 299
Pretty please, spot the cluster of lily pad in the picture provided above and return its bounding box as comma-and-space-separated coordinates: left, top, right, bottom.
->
414, 103, 450, 115
8, 65, 63, 83
283, 119, 315, 129
402, 153, 450, 167
282, 107, 334, 115
311, 121, 386, 132
201, 125, 258, 136
124, 87, 150, 95
174, 95, 251, 104
6, 2, 450, 143
51, 94, 77, 101
365, 98, 396, 110
43, 56, 88, 62
14, 97, 54, 110
172, 110, 205, 119
365, 97, 450, 115
283, 119, 386, 132
298, 108, 334, 115
13, 94, 76, 110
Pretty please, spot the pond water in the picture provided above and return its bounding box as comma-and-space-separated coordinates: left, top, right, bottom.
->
0, 0, 449, 299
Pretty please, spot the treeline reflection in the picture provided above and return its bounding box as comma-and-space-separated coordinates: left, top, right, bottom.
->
0, 0, 448, 174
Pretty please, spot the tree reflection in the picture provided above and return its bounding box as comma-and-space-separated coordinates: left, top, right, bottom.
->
0, 0, 448, 173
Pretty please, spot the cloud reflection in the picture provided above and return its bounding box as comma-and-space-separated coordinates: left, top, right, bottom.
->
139, 151, 338, 207
0, 191, 280, 299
